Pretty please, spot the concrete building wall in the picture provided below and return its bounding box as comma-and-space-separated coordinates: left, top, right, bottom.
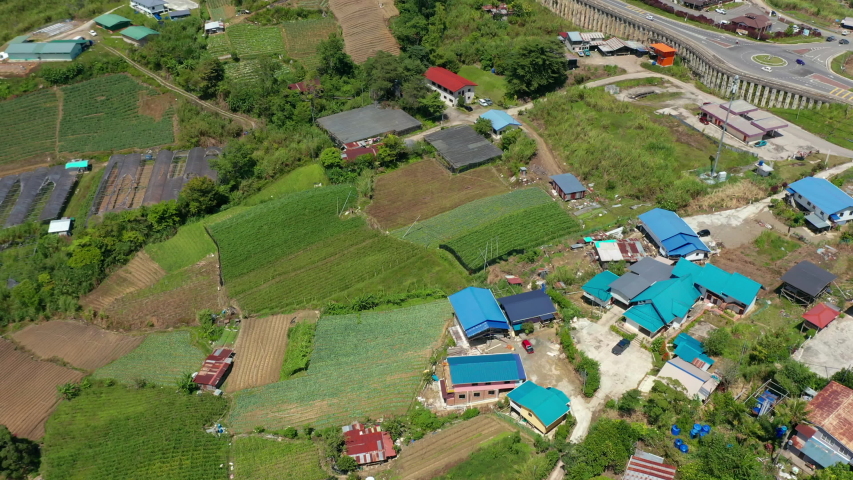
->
427, 82, 475, 106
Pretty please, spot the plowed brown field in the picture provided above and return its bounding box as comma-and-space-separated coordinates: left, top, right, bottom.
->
328, 0, 400, 63
80, 251, 166, 312
226, 311, 319, 392
12, 321, 143, 371
0, 339, 85, 440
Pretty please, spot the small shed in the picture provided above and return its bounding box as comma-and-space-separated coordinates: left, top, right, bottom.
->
424, 125, 503, 172
205, 21, 225, 34
755, 161, 773, 177
48, 218, 72, 236
65, 160, 90, 171
192, 348, 234, 390
649, 43, 676, 67
549, 173, 586, 200
94, 13, 132, 31
802, 303, 841, 331
624, 451, 677, 480
672, 333, 714, 371
342, 423, 397, 465
497, 289, 558, 330
781, 261, 837, 304
479, 110, 521, 136
120, 26, 161, 46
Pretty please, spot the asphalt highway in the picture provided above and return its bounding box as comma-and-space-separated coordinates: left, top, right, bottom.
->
597, 0, 853, 101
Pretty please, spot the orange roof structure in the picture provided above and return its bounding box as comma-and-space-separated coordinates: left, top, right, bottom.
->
808, 381, 853, 450
649, 43, 676, 54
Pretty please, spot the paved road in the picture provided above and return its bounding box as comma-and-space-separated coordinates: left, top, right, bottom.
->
597, 0, 853, 101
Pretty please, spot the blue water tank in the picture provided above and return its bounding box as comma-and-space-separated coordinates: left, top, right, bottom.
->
701, 425, 711, 433
680, 444, 689, 453
776, 426, 788, 438
699, 430, 708, 438
671, 425, 681, 436
491, 68, 496, 74
675, 438, 684, 447
758, 160, 764, 166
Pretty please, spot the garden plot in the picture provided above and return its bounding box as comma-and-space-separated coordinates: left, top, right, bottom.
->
282, 18, 339, 69
224, 59, 261, 81
232, 437, 325, 480
12, 321, 143, 371
93, 331, 207, 386
226, 24, 287, 59
80, 251, 166, 313
0, 89, 58, 165
207, 33, 232, 57
328, 0, 399, 63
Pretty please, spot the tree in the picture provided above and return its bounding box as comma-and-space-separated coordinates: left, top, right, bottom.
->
473, 117, 493, 138
179, 177, 221, 217
175, 372, 199, 394
212, 141, 257, 189
773, 398, 811, 462
686, 433, 769, 480
607, 260, 627, 276
704, 328, 735, 356
814, 464, 853, 480
318, 33, 356, 78
282, 427, 298, 439
617, 389, 642, 415
337, 454, 358, 472
504, 38, 567, 97
534, 433, 551, 453
0, 426, 40, 480
376, 134, 407, 168
57, 382, 81, 400
320, 147, 343, 169
831, 368, 853, 389
417, 91, 446, 119
147, 200, 182, 232
184, 58, 224, 98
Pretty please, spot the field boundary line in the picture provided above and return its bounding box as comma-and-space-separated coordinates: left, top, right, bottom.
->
204, 224, 225, 288
54, 87, 64, 157
103, 46, 257, 129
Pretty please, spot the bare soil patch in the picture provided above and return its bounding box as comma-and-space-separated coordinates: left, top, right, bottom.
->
12, 321, 143, 371
80, 251, 166, 313
226, 311, 319, 392
0, 339, 85, 440
367, 159, 508, 230
138, 92, 175, 121
0, 62, 39, 77
328, 0, 400, 63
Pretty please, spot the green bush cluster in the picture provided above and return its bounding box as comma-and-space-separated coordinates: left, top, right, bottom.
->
324, 288, 447, 314
769, 198, 806, 227
558, 327, 600, 397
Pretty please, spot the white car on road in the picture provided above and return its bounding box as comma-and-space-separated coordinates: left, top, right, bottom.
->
646, 14, 654, 20
761, 66, 772, 72
715, 8, 726, 14
89, 30, 97, 36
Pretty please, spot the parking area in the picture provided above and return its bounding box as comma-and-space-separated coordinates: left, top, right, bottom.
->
794, 316, 853, 378
722, 4, 787, 32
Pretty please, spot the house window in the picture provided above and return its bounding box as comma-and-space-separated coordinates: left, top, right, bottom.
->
488, 390, 495, 395
527, 412, 533, 417
458, 394, 466, 399
485, 382, 492, 385
504, 381, 511, 384
474, 392, 481, 397
807, 201, 812, 207
472, 383, 479, 386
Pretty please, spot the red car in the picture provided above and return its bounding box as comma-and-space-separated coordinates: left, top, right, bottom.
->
522, 340, 534, 354
699, 117, 710, 125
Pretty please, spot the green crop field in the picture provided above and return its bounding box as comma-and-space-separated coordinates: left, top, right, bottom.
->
42, 383, 229, 480
229, 300, 451, 431
207, 33, 232, 57
392, 188, 553, 247
224, 59, 262, 81
210, 186, 466, 314
233, 437, 325, 479
244, 164, 328, 206
58, 75, 175, 153
207, 0, 232, 20
93, 331, 206, 386
443, 202, 580, 271
0, 89, 59, 165
282, 18, 339, 69
226, 24, 287, 59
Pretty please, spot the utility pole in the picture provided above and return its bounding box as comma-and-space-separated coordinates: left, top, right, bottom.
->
712, 74, 740, 179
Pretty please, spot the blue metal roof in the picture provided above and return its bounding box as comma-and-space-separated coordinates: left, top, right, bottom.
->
550, 173, 586, 195
582, 270, 619, 302
671, 258, 702, 278
507, 381, 570, 427
448, 287, 508, 338
447, 353, 526, 385
672, 333, 715, 367
497, 289, 556, 324
65, 160, 89, 169
801, 438, 850, 468
789, 177, 853, 215
480, 110, 521, 132
639, 208, 709, 256
624, 303, 665, 333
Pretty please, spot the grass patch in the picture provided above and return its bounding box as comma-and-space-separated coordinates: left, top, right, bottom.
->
41, 382, 228, 480
754, 230, 801, 262
280, 321, 316, 380
771, 104, 853, 148
145, 207, 248, 272
65, 167, 106, 232
752, 54, 787, 66
765, 0, 848, 29
458, 65, 508, 102
282, 18, 339, 70
93, 331, 207, 386
233, 437, 325, 480
435, 431, 534, 480
225, 24, 287, 59
832, 51, 853, 81
0, 89, 58, 166
243, 164, 328, 206
613, 77, 666, 89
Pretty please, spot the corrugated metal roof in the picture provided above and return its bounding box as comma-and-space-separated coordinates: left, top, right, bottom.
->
447, 353, 526, 385
193, 348, 233, 387
582, 270, 619, 302
449, 287, 508, 338
629, 257, 675, 282
672, 333, 714, 367
624, 303, 665, 333
7, 42, 81, 55
318, 105, 422, 144
639, 208, 709, 256
808, 381, 853, 451
598, 37, 626, 53
480, 110, 521, 131
782, 261, 837, 297
94, 13, 132, 28
550, 173, 585, 194
610, 273, 655, 301
789, 177, 853, 216
425, 125, 503, 170
48, 218, 72, 233
343, 423, 396, 464
497, 289, 557, 323
507, 381, 570, 427
802, 303, 841, 329
567, 31, 583, 42
624, 452, 677, 480
121, 26, 161, 41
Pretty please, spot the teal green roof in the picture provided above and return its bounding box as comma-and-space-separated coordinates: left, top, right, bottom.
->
695, 263, 761, 305
121, 26, 160, 41
671, 258, 702, 278
633, 277, 699, 322
507, 381, 570, 427
725, 273, 762, 305
9, 35, 30, 44
696, 263, 730, 296
624, 303, 665, 333
672, 333, 714, 366
65, 160, 89, 169
447, 353, 526, 385
94, 13, 132, 28
6, 42, 81, 56
582, 270, 619, 302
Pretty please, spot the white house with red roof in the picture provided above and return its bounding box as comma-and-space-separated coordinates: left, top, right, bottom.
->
424, 66, 477, 106
342, 422, 397, 465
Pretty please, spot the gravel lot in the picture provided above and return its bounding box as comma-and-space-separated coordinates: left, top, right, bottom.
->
794, 316, 853, 378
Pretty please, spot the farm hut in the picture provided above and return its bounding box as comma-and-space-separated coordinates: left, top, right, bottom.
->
672, 333, 714, 371
65, 160, 90, 171
802, 303, 841, 331
624, 451, 677, 480
549, 173, 586, 200
6, 41, 84, 62
781, 261, 837, 304
440, 353, 526, 406
597, 37, 629, 56
594, 239, 647, 264
120, 26, 160, 46
657, 358, 718, 401
507, 381, 570, 434
342, 423, 396, 465
424, 66, 477, 106
287, 79, 321, 93
448, 287, 509, 341
48, 218, 72, 236
497, 288, 557, 331
318, 104, 422, 146
755, 161, 773, 177
93, 13, 132, 31
424, 125, 503, 173
582, 270, 619, 307
638, 208, 709, 261
192, 348, 234, 390
649, 43, 676, 67
205, 21, 225, 34
479, 110, 521, 136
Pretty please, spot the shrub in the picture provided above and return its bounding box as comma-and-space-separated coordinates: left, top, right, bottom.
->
336, 454, 357, 472
462, 408, 480, 420
282, 427, 298, 439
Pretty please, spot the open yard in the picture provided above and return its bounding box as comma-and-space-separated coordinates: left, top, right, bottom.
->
232, 437, 326, 480
282, 18, 340, 70
243, 164, 328, 206
93, 331, 207, 386
795, 316, 853, 378
457, 66, 508, 103
367, 159, 508, 230
328, 0, 399, 63
0, 339, 85, 440
226, 311, 319, 392
229, 301, 451, 431
12, 321, 143, 371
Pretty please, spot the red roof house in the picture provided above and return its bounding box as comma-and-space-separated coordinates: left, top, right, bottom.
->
193, 348, 234, 390
425, 67, 477, 93
342, 422, 397, 465
803, 303, 841, 330
342, 146, 378, 161
287, 78, 321, 93
623, 450, 677, 480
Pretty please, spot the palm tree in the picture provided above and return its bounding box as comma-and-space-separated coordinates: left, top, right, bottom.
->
773, 397, 812, 463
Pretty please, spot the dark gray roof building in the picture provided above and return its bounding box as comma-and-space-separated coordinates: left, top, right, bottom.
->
781, 261, 836, 300
628, 258, 674, 283
317, 105, 422, 145
609, 274, 655, 302
425, 125, 503, 172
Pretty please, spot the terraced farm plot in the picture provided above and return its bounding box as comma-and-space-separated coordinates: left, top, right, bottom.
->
226, 24, 287, 59
80, 251, 166, 313
0, 89, 58, 165
243, 164, 328, 206
12, 321, 143, 371
282, 18, 340, 69
368, 159, 508, 230
233, 437, 325, 480
0, 339, 85, 440
207, 0, 234, 20
93, 331, 207, 386
210, 186, 466, 314
207, 33, 232, 57
224, 59, 261, 81
227, 312, 319, 392
59, 75, 174, 153
329, 0, 399, 62
42, 384, 229, 480
229, 301, 451, 431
